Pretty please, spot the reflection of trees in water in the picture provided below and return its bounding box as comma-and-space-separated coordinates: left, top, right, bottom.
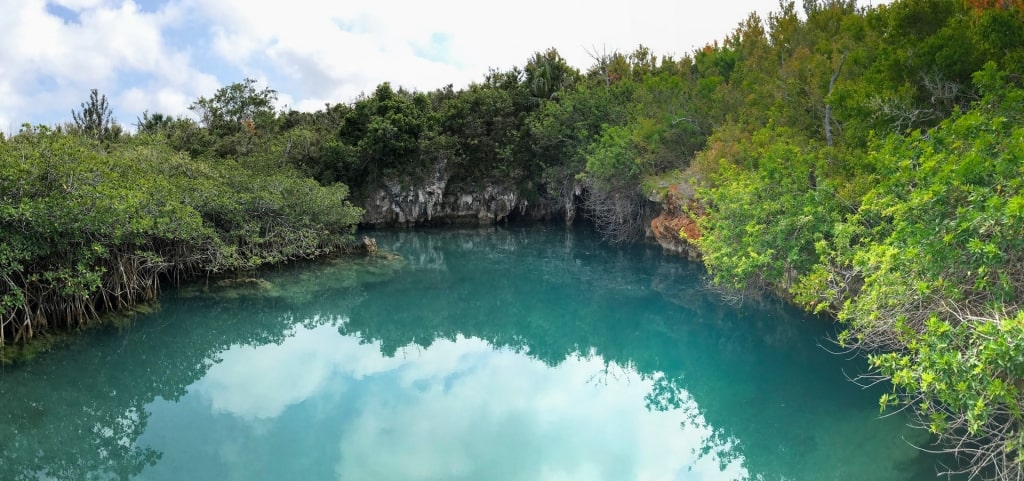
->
0, 225, 670, 480
0, 255, 400, 481
0, 226, 947, 481
351, 227, 947, 481
344, 226, 664, 363
644, 371, 689, 412
346, 228, 754, 474
0, 398, 158, 481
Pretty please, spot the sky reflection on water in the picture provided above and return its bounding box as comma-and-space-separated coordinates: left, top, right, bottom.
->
139, 324, 743, 481
0, 226, 954, 481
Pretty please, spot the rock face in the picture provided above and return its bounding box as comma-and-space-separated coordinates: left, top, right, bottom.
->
359, 160, 569, 227
648, 181, 703, 260
357, 158, 699, 245
360, 176, 449, 226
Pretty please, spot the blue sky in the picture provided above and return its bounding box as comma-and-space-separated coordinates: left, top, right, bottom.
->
1, 0, 889, 133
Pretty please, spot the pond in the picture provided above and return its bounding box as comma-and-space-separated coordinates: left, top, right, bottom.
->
0, 225, 956, 480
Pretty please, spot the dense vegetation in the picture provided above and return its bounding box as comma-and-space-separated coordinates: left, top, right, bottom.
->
674, 2, 1024, 479
2, 0, 1023, 477
674, 4, 1024, 479
0, 86, 363, 350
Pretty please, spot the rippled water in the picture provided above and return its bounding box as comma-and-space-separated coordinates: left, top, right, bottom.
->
0, 225, 957, 480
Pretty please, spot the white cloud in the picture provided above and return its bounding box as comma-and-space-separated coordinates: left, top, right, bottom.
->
332, 343, 744, 481
0, 0, 217, 127
1, 0, 892, 129
183, 325, 746, 480
51, 0, 110, 8
193, 324, 407, 420
184, 0, 768, 113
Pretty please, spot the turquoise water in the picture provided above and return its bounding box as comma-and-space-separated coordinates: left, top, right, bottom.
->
0, 225, 957, 480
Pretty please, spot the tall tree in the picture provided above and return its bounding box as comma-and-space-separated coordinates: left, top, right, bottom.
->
189, 78, 278, 138
524, 48, 580, 103
189, 78, 279, 158
71, 89, 119, 142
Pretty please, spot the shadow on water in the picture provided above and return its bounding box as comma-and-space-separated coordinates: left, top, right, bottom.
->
0, 224, 960, 481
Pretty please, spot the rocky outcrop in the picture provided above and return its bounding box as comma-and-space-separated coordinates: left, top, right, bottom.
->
361, 177, 449, 226
443, 186, 529, 224
648, 181, 703, 260
359, 160, 569, 227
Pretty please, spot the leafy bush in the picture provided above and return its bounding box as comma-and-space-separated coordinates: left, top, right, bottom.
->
0, 128, 361, 346
696, 127, 841, 291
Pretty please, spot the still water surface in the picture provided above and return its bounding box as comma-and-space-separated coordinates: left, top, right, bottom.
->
1, 226, 956, 480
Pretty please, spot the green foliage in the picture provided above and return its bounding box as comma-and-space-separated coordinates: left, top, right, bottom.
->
676, 4, 1024, 472
823, 103, 1024, 332
0, 128, 361, 345
640, 169, 688, 202
189, 78, 279, 158
328, 83, 442, 193
696, 127, 841, 290
584, 124, 642, 184
524, 48, 580, 102
870, 313, 1024, 436
527, 80, 634, 183
190, 78, 278, 136
787, 78, 1024, 477
70, 89, 122, 143
868, 312, 1024, 477
135, 113, 213, 159
439, 78, 533, 188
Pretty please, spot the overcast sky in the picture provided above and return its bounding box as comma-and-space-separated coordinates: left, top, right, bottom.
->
1, 0, 888, 133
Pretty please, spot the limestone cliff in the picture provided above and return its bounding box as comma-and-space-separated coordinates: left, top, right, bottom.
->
359, 160, 573, 227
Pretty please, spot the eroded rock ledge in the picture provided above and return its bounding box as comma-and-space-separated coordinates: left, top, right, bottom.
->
359, 161, 573, 227
648, 182, 703, 260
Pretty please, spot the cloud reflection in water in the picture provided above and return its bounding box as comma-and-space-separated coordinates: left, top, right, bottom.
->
146, 324, 745, 481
